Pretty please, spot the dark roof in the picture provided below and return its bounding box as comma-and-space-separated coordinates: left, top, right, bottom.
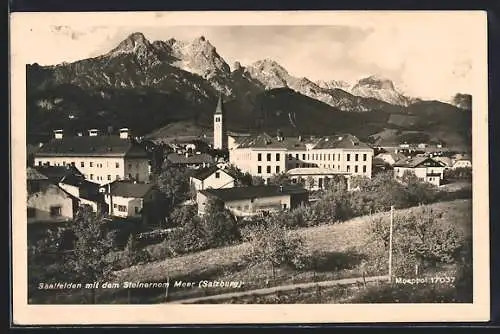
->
313, 134, 371, 150
35, 165, 84, 183
27, 167, 49, 180
394, 157, 446, 168
60, 174, 99, 190
235, 132, 371, 150
35, 135, 148, 157
215, 94, 225, 115
199, 184, 307, 202
102, 181, 154, 198
167, 153, 214, 165
191, 166, 228, 180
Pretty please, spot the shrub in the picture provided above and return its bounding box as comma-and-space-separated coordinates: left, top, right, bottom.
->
243, 217, 310, 274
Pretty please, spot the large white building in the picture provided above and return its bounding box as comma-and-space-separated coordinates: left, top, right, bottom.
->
228, 132, 374, 184
34, 128, 150, 185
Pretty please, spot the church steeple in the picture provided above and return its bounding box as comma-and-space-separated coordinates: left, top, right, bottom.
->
213, 93, 227, 150
215, 93, 224, 115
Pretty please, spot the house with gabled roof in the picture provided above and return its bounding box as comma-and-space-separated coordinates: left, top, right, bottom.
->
189, 166, 235, 193
196, 184, 308, 217
393, 156, 447, 186
99, 180, 160, 219
27, 167, 79, 224
228, 131, 374, 184
58, 174, 104, 213
34, 128, 150, 185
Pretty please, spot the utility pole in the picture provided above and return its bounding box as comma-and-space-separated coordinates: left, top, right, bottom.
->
388, 205, 394, 283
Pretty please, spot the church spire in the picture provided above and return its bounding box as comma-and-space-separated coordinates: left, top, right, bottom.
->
215, 93, 224, 115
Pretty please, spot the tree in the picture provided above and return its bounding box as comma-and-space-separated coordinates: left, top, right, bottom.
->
252, 175, 265, 186
169, 205, 198, 227
68, 205, 114, 303
123, 234, 149, 267
156, 165, 190, 209
306, 176, 315, 190
244, 217, 309, 279
226, 164, 252, 186
268, 172, 292, 186
202, 198, 241, 247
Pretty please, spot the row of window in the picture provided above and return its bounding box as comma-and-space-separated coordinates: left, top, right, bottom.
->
112, 203, 140, 214
256, 165, 367, 174
257, 152, 369, 162
37, 161, 140, 169
85, 173, 140, 181
257, 165, 281, 174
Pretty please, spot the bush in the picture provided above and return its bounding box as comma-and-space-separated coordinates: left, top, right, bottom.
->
243, 217, 310, 273
367, 206, 465, 276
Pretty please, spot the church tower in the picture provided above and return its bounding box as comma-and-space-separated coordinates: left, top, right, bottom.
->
213, 93, 227, 150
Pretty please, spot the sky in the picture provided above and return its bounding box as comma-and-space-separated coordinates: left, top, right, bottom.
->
13, 11, 484, 101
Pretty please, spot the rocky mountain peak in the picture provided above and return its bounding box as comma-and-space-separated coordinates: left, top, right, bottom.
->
108, 32, 153, 56
354, 75, 395, 90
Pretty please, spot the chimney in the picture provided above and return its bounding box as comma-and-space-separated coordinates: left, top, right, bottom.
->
53, 129, 63, 139
119, 128, 129, 139
279, 185, 283, 192
88, 129, 100, 137
298, 135, 302, 142
77, 132, 83, 137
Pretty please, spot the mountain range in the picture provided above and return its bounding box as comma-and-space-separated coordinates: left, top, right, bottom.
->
26, 32, 472, 148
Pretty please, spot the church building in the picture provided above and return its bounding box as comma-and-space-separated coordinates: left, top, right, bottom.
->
213, 94, 227, 150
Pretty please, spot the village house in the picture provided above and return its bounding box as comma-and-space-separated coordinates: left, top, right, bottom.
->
100, 180, 159, 220
27, 167, 79, 224
34, 165, 85, 184
451, 154, 472, 169
374, 151, 408, 166
196, 184, 309, 217
286, 167, 351, 191
228, 132, 374, 184
166, 152, 214, 169
393, 156, 447, 186
34, 128, 151, 185
189, 166, 236, 193
58, 174, 104, 213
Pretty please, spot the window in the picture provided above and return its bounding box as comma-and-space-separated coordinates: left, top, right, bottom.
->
363, 165, 367, 173
90, 162, 93, 167
347, 165, 351, 172
276, 166, 280, 173
118, 205, 127, 212
258, 153, 262, 161
113, 204, 117, 208
338, 154, 341, 161
267, 166, 271, 174
355, 165, 358, 173
355, 154, 359, 161
116, 162, 120, 168
276, 153, 280, 161
267, 153, 271, 161
27, 207, 36, 218
134, 207, 140, 214
37, 161, 42, 166
295, 154, 299, 159
363, 154, 367, 162
327, 154, 330, 161
63, 161, 66, 166
71, 162, 76, 167
90, 174, 94, 180
50, 206, 62, 217
257, 166, 262, 174
347, 154, 351, 161
288, 154, 292, 160
283, 203, 287, 210
215, 117, 220, 122
81, 161, 85, 167
107, 175, 111, 181
215, 172, 220, 179
302, 154, 306, 160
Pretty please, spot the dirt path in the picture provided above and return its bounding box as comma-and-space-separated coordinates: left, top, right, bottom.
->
167, 275, 389, 304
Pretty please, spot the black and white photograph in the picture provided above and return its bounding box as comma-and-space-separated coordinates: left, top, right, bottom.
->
11, 11, 489, 324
